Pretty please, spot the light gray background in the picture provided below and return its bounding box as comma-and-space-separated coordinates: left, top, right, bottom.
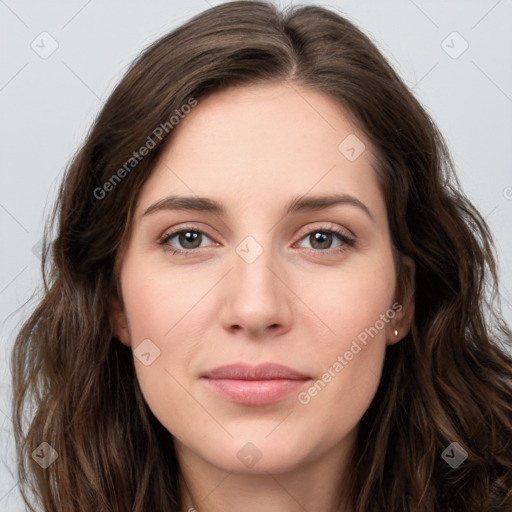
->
1, 0, 511, 508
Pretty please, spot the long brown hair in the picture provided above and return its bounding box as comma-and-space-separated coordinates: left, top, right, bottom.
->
11, 1, 512, 510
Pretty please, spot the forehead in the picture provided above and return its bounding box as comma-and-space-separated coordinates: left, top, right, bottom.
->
134, 82, 384, 221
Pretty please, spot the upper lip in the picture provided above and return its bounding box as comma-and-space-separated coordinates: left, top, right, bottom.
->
201, 363, 309, 380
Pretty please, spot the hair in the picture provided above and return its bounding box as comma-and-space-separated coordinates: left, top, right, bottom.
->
11, 1, 512, 510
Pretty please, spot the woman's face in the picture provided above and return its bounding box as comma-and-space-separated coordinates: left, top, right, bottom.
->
112, 82, 414, 475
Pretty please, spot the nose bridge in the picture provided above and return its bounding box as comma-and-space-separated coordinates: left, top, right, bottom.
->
233, 233, 279, 303
220, 231, 291, 334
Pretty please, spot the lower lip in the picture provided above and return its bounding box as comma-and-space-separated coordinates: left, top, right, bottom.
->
202, 378, 310, 406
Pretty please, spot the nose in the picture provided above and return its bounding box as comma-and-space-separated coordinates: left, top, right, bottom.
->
218, 241, 293, 338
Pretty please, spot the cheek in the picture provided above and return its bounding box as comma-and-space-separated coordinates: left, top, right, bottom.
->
120, 260, 219, 424
297, 248, 396, 342
294, 251, 395, 412
122, 277, 203, 435
121, 263, 211, 341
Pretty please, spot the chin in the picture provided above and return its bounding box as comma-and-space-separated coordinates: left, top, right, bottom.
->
189, 434, 317, 475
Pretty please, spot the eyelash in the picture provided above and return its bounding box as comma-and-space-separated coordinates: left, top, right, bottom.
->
157, 224, 355, 258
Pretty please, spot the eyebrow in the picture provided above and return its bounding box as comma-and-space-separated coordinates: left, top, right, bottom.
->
142, 193, 375, 222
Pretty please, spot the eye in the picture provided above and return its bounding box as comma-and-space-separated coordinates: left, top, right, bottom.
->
295, 226, 355, 255
158, 226, 215, 255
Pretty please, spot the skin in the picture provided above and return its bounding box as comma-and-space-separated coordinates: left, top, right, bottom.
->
111, 82, 415, 512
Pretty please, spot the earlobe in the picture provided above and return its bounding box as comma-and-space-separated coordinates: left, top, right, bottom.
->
387, 255, 416, 345
110, 298, 131, 347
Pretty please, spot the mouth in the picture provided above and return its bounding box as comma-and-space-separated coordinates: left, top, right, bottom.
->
200, 362, 312, 406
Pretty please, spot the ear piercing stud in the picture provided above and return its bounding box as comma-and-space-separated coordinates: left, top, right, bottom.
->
394, 329, 398, 337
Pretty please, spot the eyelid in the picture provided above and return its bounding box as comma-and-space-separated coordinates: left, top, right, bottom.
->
295, 222, 355, 242
157, 224, 217, 250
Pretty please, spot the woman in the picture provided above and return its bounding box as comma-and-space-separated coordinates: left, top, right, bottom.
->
12, 1, 512, 511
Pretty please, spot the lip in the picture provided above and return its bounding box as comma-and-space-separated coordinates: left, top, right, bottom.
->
201, 362, 309, 380
201, 363, 311, 406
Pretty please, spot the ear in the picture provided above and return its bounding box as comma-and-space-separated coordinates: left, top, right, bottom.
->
110, 298, 131, 347
387, 255, 415, 346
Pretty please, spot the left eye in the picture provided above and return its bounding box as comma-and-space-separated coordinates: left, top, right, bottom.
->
296, 229, 352, 251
